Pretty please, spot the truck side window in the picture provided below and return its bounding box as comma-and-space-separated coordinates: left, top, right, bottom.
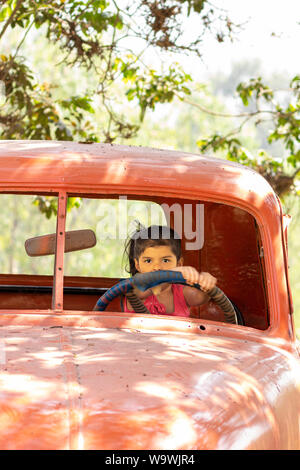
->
0, 194, 57, 275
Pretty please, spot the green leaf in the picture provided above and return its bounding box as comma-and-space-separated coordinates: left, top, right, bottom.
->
0, 5, 12, 22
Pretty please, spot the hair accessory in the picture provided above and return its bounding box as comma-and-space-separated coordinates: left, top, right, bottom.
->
129, 219, 146, 239
134, 219, 146, 232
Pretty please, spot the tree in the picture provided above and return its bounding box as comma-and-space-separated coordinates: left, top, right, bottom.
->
0, 0, 240, 143
1, 1, 299, 204
194, 75, 300, 201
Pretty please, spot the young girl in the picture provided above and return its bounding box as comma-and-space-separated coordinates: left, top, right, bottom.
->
123, 224, 217, 317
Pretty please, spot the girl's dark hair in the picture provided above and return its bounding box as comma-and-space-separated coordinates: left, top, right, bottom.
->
124, 224, 182, 276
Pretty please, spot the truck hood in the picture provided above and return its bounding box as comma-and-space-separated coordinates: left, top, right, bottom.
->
0, 317, 298, 450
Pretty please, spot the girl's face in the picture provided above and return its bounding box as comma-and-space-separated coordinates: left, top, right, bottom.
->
134, 245, 182, 273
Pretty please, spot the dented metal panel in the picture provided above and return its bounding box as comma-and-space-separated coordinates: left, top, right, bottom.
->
0, 315, 299, 450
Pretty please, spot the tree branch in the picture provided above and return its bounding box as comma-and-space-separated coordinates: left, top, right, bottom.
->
180, 94, 276, 118
292, 167, 300, 179
0, 0, 23, 41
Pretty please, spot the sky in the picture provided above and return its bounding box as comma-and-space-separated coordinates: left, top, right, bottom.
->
196, 0, 300, 78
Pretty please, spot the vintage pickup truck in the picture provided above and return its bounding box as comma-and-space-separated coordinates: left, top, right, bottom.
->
0, 140, 299, 450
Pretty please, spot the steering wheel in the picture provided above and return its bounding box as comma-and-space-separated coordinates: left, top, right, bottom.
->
94, 270, 244, 325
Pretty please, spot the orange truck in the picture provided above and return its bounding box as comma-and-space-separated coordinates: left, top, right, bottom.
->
0, 140, 299, 450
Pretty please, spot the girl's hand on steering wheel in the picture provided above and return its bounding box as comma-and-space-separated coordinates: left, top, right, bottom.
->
173, 266, 217, 292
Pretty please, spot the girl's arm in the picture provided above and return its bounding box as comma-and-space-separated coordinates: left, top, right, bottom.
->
172, 266, 217, 290
172, 266, 217, 307
182, 285, 209, 307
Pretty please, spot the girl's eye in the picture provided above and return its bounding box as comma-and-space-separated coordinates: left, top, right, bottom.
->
163, 259, 170, 263
144, 259, 151, 264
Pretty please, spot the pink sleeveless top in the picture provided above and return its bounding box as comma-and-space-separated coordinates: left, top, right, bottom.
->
123, 284, 190, 317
